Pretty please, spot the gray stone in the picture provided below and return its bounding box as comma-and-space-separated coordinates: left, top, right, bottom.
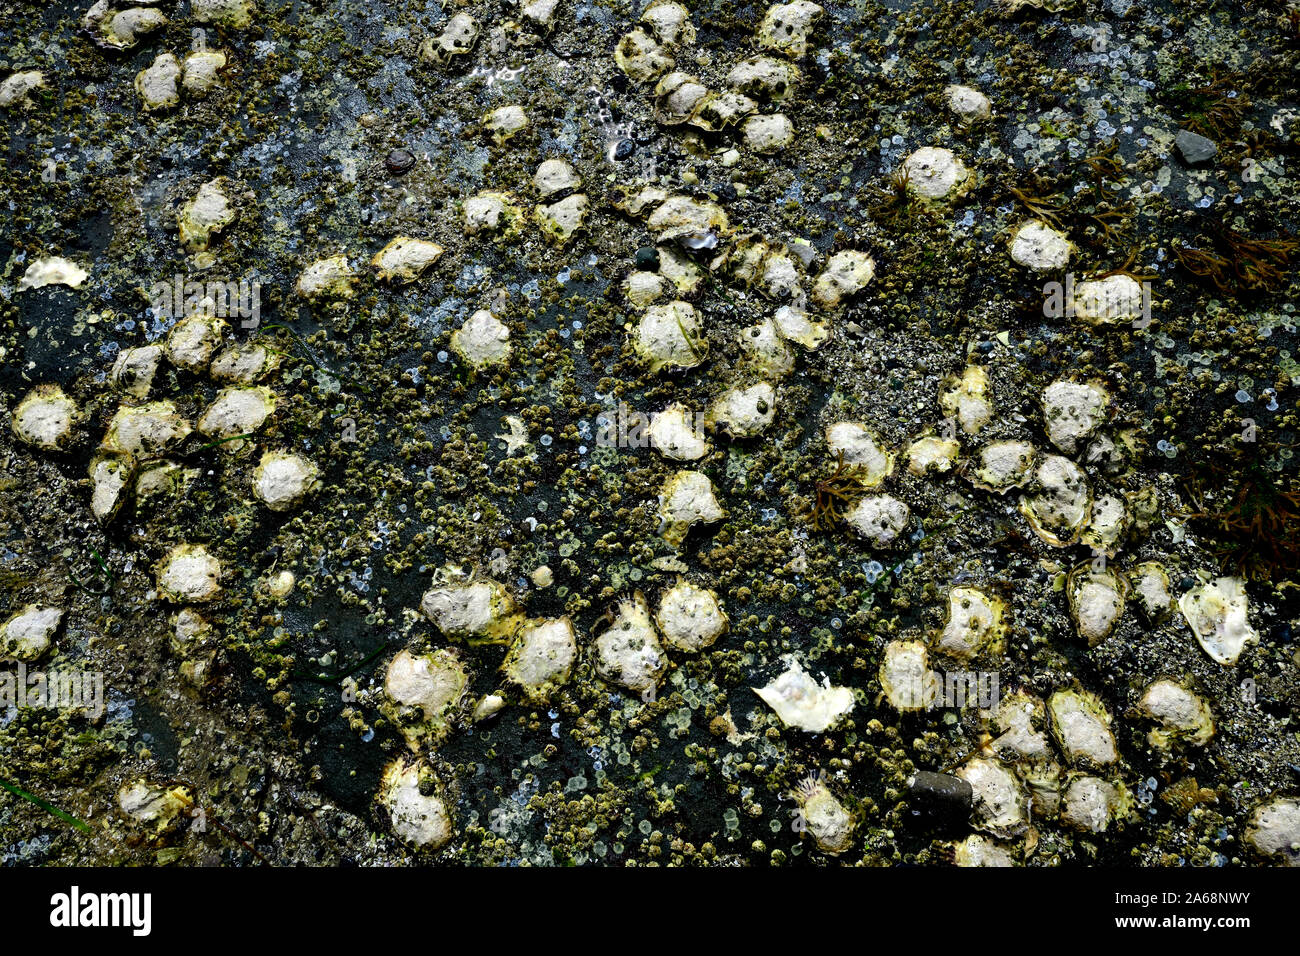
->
1175, 129, 1218, 166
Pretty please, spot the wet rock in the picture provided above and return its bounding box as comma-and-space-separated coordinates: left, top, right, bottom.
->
1175, 129, 1218, 166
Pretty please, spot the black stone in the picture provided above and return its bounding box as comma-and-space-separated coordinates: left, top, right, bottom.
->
612, 138, 635, 161
635, 246, 660, 271
385, 148, 416, 174
908, 771, 973, 826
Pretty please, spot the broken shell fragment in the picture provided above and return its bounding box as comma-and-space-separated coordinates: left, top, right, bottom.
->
383, 648, 469, 749
655, 580, 727, 652
593, 593, 668, 695
90, 452, 134, 523
844, 494, 910, 547
657, 470, 724, 546
252, 451, 321, 512
372, 237, 444, 283
12, 385, 78, 450
1048, 687, 1118, 769
755, 656, 853, 731
117, 780, 193, 832
156, 544, 222, 603
1137, 678, 1215, 748
450, 310, 511, 368
379, 757, 453, 849
503, 617, 577, 702
1178, 576, 1259, 665
17, 257, 88, 290
0, 605, 63, 661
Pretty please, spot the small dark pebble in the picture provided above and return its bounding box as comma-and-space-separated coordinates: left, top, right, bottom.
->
908, 771, 973, 826
612, 138, 635, 161
635, 246, 660, 271
386, 148, 416, 174
714, 183, 738, 203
